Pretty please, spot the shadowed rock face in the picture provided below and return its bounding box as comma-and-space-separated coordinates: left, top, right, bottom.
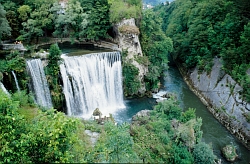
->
185, 58, 250, 149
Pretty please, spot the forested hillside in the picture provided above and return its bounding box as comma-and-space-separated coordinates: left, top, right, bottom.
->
0, 0, 142, 43
153, 0, 250, 102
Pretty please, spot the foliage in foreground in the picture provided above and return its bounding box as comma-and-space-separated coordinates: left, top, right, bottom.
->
0, 90, 88, 163
131, 97, 216, 163
0, 88, 216, 163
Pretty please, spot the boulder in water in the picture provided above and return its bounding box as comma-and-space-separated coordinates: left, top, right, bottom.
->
222, 144, 238, 162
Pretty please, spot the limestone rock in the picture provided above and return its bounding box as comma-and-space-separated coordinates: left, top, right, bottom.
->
85, 130, 100, 147
114, 18, 148, 94
186, 58, 250, 149
131, 110, 151, 126
132, 110, 151, 121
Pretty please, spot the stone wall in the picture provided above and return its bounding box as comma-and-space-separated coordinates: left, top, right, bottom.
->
180, 58, 250, 150
1, 43, 27, 51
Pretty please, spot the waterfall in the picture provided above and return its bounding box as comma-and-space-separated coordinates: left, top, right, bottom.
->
0, 82, 10, 97
12, 71, 20, 92
60, 52, 125, 118
26, 59, 53, 108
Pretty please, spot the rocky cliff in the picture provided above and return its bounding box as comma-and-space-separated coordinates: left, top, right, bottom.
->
181, 58, 250, 149
113, 18, 148, 94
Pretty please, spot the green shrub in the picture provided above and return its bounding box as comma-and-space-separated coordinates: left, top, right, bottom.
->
109, 0, 141, 23
181, 108, 196, 123
193, 142, 216, 164
122, 61, 141, 96
12, 90, 34, 107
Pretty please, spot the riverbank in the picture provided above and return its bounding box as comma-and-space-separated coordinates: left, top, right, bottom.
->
176, 59, 250, 150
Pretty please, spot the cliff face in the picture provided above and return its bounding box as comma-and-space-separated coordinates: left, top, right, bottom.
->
182, 58, 250, 149
113, 18, 148, 94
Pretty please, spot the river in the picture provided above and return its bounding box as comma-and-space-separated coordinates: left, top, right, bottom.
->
114, 64, 250, 163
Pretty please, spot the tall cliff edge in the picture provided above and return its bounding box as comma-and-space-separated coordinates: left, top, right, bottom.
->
114, 18, 148, 94
180, 58, 250, 150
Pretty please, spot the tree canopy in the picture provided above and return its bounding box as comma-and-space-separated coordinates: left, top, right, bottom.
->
0, 3, 11, 42
0, 0, 144, 43
155, 0, 250, 102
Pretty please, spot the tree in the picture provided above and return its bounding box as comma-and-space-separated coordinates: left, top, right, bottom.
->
193, 142, 216, 164
18, 0, 57, 43
104, 122, 141, 163
122, 61, 141, 96
140, 9, 173, 90
0, 90, 27, 163
46, 44, 62, 109
17, 5, 31, 22
109, 0, 140, 23
0, 4, 11, 42
5, 11, 19, 39
53, 0, 88, 41
85, 0, 110, 40
0, 89, 87, 163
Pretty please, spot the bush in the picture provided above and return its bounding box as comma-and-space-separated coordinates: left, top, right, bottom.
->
181, 108, 196, 123
122, 61, 141, 96
170, 144, 194, 164
154, 97, 182, 120
109, 0, 141, 23
193, 142, 216, 164
12, 90, 34, 107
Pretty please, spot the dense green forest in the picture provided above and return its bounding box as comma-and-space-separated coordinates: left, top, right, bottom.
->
0, 0, 142, 43
152, 0, 250, 102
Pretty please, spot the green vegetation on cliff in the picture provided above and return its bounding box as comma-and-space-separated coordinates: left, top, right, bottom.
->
151, 0, 250, 102
140, 9, 173, 91
46, 43, 63, 109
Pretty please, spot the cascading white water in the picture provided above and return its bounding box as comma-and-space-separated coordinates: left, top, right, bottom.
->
60, 52, 125, 118
26, 59, 53, 108
12, 71, 20, 92
0, 82, 10, 97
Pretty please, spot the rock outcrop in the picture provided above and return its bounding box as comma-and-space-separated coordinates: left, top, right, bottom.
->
113, 18, 148, 94
131, 110, 151, 126
181, 58, 250, 149
222, 144, 238, 162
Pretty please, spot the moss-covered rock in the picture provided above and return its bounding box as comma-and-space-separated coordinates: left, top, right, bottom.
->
222, 144, 238, 162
